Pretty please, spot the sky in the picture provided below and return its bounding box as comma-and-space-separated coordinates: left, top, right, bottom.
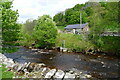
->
12, 0, 89, 23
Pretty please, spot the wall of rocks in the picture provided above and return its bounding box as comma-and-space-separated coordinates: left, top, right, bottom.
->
0, 53, 92, 79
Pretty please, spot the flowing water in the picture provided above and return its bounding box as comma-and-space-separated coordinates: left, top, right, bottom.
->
5, 46, 120, 78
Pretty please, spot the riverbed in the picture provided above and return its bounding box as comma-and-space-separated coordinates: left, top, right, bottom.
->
4, 46, 120, 79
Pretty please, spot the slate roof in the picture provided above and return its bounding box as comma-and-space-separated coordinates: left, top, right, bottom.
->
64, 23, 88, 29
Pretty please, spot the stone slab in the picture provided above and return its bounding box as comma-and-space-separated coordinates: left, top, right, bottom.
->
44, 69, 56, 78
54, 69, 65, 78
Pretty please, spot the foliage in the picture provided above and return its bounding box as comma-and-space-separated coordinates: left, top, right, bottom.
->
53, 12, 66, 26
56, 33, 94, 52
0, 64, 14, 79
22, 19, 37, 34
57, 26, 65, 31
33, 15, 57, 49
1, 0, 20, 53
20, 19, 36, 46
99, 36, 120, 54
88, 2, 119, 54
53, 3, 89, 26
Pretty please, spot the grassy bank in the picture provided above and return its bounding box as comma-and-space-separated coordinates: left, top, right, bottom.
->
0, 64, 14, 79
57, 26, 65, 31
55, 33, 94, 52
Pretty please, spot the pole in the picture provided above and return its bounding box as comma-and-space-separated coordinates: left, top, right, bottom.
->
80, 11, 82, 27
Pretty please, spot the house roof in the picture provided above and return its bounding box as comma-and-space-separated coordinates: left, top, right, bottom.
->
64, 23, 88, 29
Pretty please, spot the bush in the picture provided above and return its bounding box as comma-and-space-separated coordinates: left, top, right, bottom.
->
33, 15, 57, 49
99, 36, 120, 54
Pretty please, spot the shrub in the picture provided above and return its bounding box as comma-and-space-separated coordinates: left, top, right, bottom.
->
33, 15, 57, 49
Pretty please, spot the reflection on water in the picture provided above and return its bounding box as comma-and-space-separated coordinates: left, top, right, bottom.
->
5, 47, 120, 78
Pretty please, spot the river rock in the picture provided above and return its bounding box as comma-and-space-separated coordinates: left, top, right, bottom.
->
17, 63, 25, 71
84, 74, 92, 78
64, 72, 75, 78
42, 67, 50, 76
25, 62, 31, 69
33, 64, 42, 72
0, 58, 2, 63
7, 58, 14, 64
27, 63, 37, 72
31, 48, 38, 51
70, 68, 83, 75
39, 63, 46, 67
54, 69, 65, 78
0, 53, 7, 59
44, 69, 56, 78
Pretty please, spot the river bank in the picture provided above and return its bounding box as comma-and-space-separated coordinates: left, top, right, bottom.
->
1, 53, 93, 79
3, 46, 120, 79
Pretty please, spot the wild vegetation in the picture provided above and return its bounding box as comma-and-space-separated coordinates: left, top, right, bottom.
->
54, 2, 120, 54
56, 33, 94, 52
1, 1, 20, 53
1, 0, 119, 55
20, 15, 57, 49
0, 64, 14, 78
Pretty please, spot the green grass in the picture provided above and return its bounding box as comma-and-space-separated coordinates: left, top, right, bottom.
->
0, 64, 14, 79
57, 26, 65, 31
55, 33, 94, 52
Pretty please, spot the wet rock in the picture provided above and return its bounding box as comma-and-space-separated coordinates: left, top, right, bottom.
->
101, 61, 104, 64
34, 72, 43, 78
0, 58, 2, 63
41, 67, 50, 77
54, 69, 65, 78
40, 52, 49, 54
64, 72, 75, 78
84, 74, 92, 78
49, 50, 53, 52
7, 58, 14, 64
50, 57, 53, 60
25, 62, 31, 69
31, 48, 38, 51
44, 69, 56, 78
0, 53, 7, 59
69, 70, 74, 74
17, 63, 25, 71
70, 68, 82, 75
27, 63, 37, 72
39, 63, 45, 67
63, 48, 68, 52
13, 64, 19, 71
33, 64, 42, 72
6, 63, 16, 68
79, 74, 87, 78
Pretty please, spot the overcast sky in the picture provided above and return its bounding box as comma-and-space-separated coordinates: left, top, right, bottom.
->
12, 0, 89, 23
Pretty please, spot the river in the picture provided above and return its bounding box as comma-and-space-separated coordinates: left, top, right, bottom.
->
4, 46, 120, 79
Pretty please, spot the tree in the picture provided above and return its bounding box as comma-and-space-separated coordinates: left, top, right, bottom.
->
53, 4, 89, 26
1, 0, 20, 53
53, 12, 66, 26
33, 15, 57, 49
22, 19, 37, 34
20, 19, 37, 47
